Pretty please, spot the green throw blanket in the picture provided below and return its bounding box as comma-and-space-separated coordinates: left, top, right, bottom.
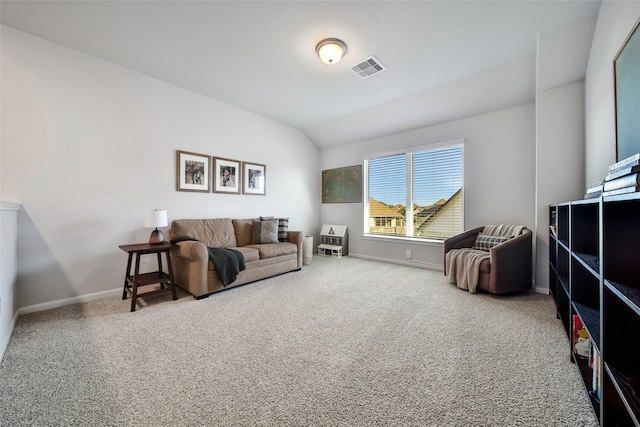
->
170, 235, 246, 287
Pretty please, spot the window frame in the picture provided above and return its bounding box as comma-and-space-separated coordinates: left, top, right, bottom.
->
363, 139, 465, 243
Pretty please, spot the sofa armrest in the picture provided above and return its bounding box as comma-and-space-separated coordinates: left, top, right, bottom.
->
443, 226, 484, 252
170, 240, 210, 296
171, 240, 208, 263
287, 231, 304, 268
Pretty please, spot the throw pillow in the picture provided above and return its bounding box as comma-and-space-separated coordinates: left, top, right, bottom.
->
259, 216, 288, 242
277, 217, 289, 242
251, 219, 279, 244
472, 233, 511, 251
232, 219, 255, 247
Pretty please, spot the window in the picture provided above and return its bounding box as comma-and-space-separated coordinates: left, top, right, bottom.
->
364, 141, 463, 241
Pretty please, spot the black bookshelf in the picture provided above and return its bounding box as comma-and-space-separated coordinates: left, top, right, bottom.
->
550, 193, 640, 426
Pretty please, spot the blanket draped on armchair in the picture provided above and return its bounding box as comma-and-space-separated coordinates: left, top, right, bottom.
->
446, 249, 489, 293
445, 224, 523, 293
482, 224, 523, 237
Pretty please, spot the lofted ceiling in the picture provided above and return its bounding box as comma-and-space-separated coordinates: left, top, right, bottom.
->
0, 0, 602, 149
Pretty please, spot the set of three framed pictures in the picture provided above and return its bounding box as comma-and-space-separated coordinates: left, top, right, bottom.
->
176, 150, 265, 195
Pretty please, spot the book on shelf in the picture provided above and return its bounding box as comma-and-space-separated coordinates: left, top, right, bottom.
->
609, 152, 640, 172
572, 315, 590, 358
584, 190, 602, 199
590, 346, 602, 400
584, 181, 604, 199
605, 164, 640, 181
603, 173, 640, 192
602, 185, 640, 197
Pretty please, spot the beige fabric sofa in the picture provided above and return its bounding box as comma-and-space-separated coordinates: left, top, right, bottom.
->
169, 218, 303, 298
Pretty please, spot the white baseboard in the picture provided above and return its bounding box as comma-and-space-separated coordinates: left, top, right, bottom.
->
348, 253, 546, 294
18, 288, 122, 315
1, 310, 19, 362
348, 253, 444, 271
14, 262, 548, 316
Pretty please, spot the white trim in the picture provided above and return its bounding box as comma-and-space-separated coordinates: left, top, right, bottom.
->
0, 310, 19, 362
18, 288, 122, 315
406, 153, 414, 236
361, 233, 444, 247
349, 252, 443, 271
352, 252, 544, 294
0, 201, 21, 211
532, 285, 549, 295
362, 137, 466, 161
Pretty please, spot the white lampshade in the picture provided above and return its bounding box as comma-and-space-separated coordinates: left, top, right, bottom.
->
316, 38, 347, 65
145, 209, 168, 228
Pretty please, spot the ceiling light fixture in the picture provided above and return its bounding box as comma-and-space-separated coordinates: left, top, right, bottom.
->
316, 38, 347, 65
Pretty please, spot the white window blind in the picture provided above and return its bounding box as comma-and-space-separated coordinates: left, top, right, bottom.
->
365, 142, 463, 241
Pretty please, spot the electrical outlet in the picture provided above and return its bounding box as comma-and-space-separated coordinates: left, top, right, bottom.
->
406, 249, 412, 259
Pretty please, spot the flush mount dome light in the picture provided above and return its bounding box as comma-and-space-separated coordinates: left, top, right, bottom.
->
316, 38, 347, 65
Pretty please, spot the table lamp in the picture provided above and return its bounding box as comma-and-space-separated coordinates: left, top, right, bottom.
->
145, 209, 168, 244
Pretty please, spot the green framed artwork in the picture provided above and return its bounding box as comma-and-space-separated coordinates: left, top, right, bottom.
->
322, 165, 362, 203
614, 18, 640, 161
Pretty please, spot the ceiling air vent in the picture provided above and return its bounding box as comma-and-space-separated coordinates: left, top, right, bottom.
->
350, 56, 386, 79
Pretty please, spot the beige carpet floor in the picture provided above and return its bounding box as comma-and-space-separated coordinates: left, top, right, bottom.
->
0, 256, 598, 426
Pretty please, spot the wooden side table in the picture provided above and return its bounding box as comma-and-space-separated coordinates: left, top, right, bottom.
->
119, 242, 177, 312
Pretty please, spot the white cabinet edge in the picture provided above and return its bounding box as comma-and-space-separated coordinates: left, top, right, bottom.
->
0, 201, 21, 211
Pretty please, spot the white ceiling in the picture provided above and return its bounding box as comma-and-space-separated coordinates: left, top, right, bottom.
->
0, 0, 602, 149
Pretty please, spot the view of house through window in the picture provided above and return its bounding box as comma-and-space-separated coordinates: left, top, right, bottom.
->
364, 141, 463, 240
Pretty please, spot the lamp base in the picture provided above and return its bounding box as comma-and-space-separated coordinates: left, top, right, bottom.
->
149, 228, 164, 244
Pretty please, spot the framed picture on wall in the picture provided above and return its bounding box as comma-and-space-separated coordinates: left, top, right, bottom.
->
322, 165, 363, 203
213, 157, 241, 194
176, 150, 210, 192
242, 162, 266, 195
614, 18, 640, 161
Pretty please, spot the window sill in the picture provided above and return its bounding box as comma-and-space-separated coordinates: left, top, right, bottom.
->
362, 234, 444, 246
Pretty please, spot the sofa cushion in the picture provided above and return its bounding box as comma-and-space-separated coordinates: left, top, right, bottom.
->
245, 242, 297, 259
171, 219, 237, 248
227, 246, 260, 263
472, 233, 511, 251
233, 219, 255, 247
251, 219, 279, 244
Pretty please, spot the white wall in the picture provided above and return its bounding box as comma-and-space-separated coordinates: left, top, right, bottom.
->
1, 26, 320, 310
320, 104, 536, 270
585, 2, 640, 185
535, 82, 586, 292
534, 14, 596, 293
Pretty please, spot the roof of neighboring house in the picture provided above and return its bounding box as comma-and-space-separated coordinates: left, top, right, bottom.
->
369, 198, 404, 218
369, 188, 461, 227
415, 188, 462, 230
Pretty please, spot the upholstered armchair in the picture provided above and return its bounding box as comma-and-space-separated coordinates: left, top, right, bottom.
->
443, 225, 532, 294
